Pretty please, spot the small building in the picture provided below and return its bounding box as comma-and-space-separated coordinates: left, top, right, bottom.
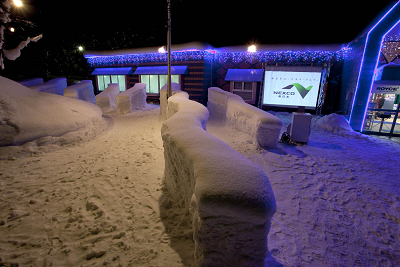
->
84, 42, 344, 112
83, 0, 400, 137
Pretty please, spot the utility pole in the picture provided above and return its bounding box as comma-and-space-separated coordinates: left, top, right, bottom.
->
167, 0, 172, 98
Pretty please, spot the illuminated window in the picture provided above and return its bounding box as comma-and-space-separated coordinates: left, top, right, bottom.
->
97, 75, 126, 92
140, 75, 179, 94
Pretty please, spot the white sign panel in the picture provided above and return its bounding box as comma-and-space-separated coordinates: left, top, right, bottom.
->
371, 83, 400, 94
263, 71, 322, 108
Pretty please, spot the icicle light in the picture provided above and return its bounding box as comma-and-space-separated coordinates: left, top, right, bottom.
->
85, 49, 348, 66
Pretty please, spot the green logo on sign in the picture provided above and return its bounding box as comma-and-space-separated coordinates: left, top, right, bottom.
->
283, 83, 313, 98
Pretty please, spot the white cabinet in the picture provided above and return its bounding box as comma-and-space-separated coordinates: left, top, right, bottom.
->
290, 112, 312, 143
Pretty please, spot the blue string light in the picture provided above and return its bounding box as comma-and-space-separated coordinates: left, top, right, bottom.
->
85, 49, 348, 66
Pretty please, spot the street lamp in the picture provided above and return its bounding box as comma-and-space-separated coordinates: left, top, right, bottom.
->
13, 0, 23, 7
78, 46, 84, 52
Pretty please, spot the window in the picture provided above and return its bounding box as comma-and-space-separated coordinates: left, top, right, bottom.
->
231, 81, 257, 104
140, 75, 180, 94
97, 75, 126, 92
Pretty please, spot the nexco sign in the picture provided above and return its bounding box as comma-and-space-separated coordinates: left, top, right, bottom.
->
371, 83, 400, 94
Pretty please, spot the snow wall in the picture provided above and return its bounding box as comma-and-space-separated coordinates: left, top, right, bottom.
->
162, 91, 276, 266
159, 82, 181, 119
64, 80, 96, 104
208, 87, 283, 149
0, 77, 104, 146
96, 83, 120, 109
29, 78, 67, 95
116, 83, 147, 114
18, 78, 44, 87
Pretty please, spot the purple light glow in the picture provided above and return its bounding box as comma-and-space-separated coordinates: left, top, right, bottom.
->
349, 1, 400, 131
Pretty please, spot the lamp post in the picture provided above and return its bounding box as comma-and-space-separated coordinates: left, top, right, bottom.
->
167, 0, 172, 98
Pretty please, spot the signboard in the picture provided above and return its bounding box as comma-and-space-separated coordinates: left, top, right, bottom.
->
371, 83, 400, 94
263, 71, 322, 109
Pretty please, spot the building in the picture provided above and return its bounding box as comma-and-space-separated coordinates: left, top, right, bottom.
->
84, 42, 344, 110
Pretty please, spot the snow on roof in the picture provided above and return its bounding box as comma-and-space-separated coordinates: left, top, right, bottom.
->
84, 42, 214, 57
84, 42, 345, 58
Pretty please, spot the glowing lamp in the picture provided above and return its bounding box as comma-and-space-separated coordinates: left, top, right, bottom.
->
13, 0, 22, 7
158, 46, 166, 53
10, 27, 15, 32
248, 45, 256, 52
78, 46, 84, 51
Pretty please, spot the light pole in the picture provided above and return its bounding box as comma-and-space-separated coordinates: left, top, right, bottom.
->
167, 0, 172, 98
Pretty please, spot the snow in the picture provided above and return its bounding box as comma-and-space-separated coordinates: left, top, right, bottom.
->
208, 87, 282, 148
64, 80, 96, 104
18, 78, 44, 87
1, 79, 400, 266
0, 77, 106, 149
95, 83, 120, 110
116, 83, 147, 114
3, 35, 42, 61
29, 78, 67, 95
314, 113, 364, 138
207, 112, 400, 266
162, 92, 276, 266
159, 82, 181, 119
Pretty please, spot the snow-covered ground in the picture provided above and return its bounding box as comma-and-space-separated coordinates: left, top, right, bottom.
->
208, 112, 400, 267
0, 91, 400, 266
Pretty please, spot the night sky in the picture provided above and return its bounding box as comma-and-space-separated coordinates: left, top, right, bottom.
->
12, 0, 399, 48
2, 0, 398, 79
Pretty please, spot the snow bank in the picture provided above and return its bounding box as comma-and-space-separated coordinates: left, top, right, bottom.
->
18, 78, 44, 87
159, 82, 181, 119
162, 92, 276, 266
116, 83, 147, 114
315, 113, 353, 133
29, 78, 67, 95
0, 77, 104, 147
208, 87, 282, 148
64, 80, 96, 104
96, 83, 120, 110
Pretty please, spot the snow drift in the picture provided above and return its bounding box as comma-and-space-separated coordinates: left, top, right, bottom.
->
162, 92, 276, 266
0, 76, 104, 146
208, 87, 282, 148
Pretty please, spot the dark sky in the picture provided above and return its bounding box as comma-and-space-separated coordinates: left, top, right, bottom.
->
10, 0, 400, 49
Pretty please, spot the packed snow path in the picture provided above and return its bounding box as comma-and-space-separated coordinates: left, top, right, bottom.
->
0, 106, 194, 267
207, 114, 400, 267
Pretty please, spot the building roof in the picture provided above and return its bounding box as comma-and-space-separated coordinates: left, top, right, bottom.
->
84, 42, 345, 58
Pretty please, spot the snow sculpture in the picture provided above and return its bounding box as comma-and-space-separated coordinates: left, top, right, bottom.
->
159, 82, 181, 119
18, 78, 44, 87
29, 78, 67, 95
116, 83, 147, 114
64, 80, 96, 104
207, 86, 243, 122
208, 87, 283, 149
0, 77, 103, 146
95, 83, 120, 110
162, 92, 276, 266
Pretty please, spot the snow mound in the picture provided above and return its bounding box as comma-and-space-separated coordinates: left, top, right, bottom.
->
0, 76, 106, 148
314, 113, 353, 133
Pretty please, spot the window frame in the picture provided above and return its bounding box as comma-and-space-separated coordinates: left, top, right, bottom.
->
230, 81, 257, 104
